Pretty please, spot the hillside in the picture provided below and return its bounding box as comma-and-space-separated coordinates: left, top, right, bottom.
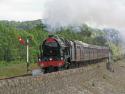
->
0, 19, 42, 30
0, 20, 122, 63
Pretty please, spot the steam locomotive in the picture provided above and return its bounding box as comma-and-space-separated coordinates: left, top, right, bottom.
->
37, 35, 109, 73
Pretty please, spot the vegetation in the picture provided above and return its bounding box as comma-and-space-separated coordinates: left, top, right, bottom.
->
0, 61, 38, 78
0, 19, 123, 62
0, 19, 123, 78
0, 20, 48, 62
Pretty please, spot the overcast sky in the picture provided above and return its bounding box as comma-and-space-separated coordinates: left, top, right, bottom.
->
1, 0, 125, 30
0, 0, 46, 21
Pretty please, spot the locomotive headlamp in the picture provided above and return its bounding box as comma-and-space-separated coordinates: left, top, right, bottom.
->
61, 57, 63, 60
49, 58, 52, 61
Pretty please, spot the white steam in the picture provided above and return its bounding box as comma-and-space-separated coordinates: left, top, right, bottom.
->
43, 0, 125, 29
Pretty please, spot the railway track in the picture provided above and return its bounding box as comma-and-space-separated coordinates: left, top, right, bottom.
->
0, 60, 106, 81
0, 73, 32, 80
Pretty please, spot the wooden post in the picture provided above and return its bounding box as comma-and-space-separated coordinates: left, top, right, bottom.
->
26, 39, 29, 72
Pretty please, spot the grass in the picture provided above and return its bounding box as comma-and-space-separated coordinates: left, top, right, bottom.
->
0, 61, 39, 79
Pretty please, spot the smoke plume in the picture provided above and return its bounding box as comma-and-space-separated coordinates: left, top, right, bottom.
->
43, 0, 125, 29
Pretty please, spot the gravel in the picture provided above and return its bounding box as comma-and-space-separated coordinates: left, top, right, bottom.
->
0, 60, 125, 94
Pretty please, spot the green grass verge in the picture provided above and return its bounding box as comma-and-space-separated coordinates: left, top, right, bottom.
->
0, 61, 38, 79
